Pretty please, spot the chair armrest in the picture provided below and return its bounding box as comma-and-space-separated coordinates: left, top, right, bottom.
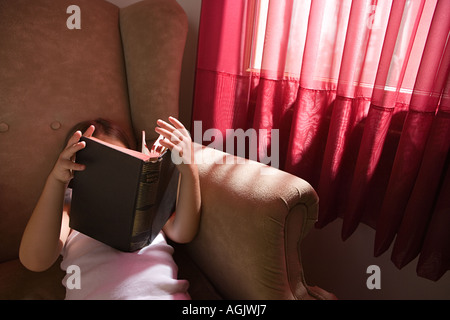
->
183, 144, 334, 299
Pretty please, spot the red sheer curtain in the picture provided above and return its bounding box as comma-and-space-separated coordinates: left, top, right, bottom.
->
192, 0, 450, 281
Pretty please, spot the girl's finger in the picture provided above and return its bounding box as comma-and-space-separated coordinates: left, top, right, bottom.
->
69, 141, 86, 154
83, 125, 95, 137
168, 117, 191, 139
156, 119, 176, 133
66, 130, 82, 148
61, 158, 86, 171
158, 135, 177, 150
155, 126, 183, 144
168, 116, 185, 130
61, 141, 86, 160
155, 126, 171, 139
157, 118, 191, 143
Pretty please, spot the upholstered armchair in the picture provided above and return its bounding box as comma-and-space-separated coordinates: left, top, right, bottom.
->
0, 0, 334, 300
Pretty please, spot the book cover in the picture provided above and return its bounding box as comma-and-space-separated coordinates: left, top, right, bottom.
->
69, 134, 179, 252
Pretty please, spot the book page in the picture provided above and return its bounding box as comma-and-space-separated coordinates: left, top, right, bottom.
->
87, 136, 160, 161
142, 131, 168, 156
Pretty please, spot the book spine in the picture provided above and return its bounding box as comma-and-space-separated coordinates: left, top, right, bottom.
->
129, 160, 162, 251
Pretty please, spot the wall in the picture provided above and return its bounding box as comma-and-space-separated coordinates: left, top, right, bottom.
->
107, 0, 450, 300
301, 220, 450, 299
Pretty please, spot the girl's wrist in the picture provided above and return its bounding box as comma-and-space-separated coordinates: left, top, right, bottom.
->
177, 162, 198, 177
47, 172, 70, 190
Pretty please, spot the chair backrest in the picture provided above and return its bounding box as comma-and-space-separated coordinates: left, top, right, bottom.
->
0, 0, 187, 262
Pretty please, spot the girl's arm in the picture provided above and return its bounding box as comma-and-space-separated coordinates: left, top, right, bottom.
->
156, 117, 201, 244
19, 128, 94, 272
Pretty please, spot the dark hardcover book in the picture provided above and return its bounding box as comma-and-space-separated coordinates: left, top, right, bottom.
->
69, 134, 179, 252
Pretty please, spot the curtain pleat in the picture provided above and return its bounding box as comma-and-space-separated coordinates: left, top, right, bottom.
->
192, 0, 449, 281
375, 0, 450, 257
417, 143, 450, 281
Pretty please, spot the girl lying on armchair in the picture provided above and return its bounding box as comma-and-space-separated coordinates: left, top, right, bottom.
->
19, 117, 201, 300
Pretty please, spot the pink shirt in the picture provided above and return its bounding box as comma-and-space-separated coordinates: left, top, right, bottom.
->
60, 231, 190, 300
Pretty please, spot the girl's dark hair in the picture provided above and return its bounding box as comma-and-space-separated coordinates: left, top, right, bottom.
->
66, 118, 134, 149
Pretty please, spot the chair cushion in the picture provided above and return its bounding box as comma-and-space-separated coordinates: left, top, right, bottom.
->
0, 258, 65, 300
119, 0, 188, 140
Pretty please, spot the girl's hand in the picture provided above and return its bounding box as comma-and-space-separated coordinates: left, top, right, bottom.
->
155, 117, 195, 173
49, 125, 95, 185
156, 117, 201, 244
